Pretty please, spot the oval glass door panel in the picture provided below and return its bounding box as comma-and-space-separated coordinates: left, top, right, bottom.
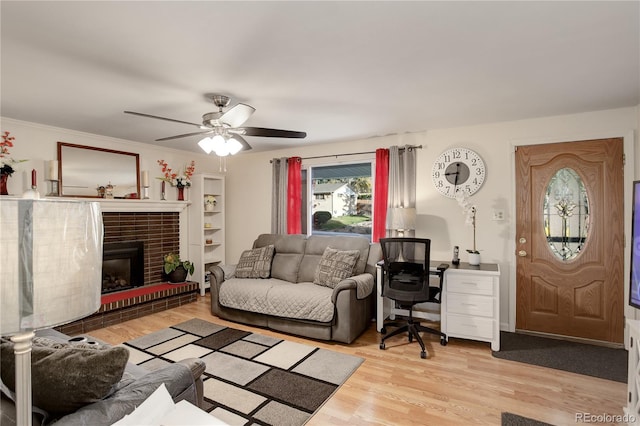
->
543, 168, 589, 261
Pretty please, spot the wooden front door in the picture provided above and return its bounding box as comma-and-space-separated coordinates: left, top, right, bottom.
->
515, 138, 624, 343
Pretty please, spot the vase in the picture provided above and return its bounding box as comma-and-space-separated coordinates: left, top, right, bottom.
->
177, 186, 185, 201
468, 252, 481, 266
167, 265, 188, 283
0, 173, 8, 195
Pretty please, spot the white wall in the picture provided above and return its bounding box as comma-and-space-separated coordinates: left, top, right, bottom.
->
223, 106, 638, 330
0, 117, 222, 198
2, 106, 638, 331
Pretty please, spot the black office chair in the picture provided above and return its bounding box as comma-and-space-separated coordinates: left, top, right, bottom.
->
379, 237, 448, 359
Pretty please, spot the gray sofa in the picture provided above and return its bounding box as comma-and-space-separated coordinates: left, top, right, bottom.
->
0, 328, 206, 426
210, 233, 382, 344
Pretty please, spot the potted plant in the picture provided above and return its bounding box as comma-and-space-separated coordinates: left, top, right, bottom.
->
163, 252, 194, 283
456, 192, 480, 265
465, 206, 481, 265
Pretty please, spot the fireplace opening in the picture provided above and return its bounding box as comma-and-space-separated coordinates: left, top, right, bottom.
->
102, 241, 144, 294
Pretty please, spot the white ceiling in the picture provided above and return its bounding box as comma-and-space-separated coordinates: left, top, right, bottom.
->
1, 1, 638, 154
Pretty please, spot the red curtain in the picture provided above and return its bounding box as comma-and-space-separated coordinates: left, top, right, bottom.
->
373, 148, 389, 242
287, 157, 302, 234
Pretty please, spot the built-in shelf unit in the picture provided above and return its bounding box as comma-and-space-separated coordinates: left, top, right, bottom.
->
188, 173, 225, 295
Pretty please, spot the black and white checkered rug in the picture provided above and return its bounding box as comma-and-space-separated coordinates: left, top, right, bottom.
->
122, 318, 363, 425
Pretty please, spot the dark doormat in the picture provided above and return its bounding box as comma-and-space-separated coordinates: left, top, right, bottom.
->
501, 412, 553, 426
492, 331, 627, 383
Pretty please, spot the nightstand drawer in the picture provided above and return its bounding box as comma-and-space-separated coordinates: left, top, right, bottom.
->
446, 274, 494, 296
446, 313, 495, 340
446, 293, 494, 317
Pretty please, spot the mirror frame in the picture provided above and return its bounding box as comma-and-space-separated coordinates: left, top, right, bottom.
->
57, 142, 140, 198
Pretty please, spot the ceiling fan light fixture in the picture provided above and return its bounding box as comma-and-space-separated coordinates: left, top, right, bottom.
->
198, 137, 215, 154
227, 137, 243, 155
212, 134, 229, 156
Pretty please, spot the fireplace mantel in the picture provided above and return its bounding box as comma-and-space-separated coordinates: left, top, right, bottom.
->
6, 196, 192, 213
90, 199, 191, 213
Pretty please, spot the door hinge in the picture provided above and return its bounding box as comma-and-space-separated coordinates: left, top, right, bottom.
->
623, 153, 626, 166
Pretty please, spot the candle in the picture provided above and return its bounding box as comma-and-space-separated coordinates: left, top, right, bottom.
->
31, 169, 36, 187
47, 160, 59, 180
141, 170, 149, 187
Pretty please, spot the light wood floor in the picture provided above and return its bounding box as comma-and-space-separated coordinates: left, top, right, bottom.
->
89, 294, 627, 425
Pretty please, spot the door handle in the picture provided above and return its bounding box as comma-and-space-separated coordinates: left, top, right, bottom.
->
518, 250, 527, 257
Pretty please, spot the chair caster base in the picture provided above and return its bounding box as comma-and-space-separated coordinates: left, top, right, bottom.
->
380, 327, 386, 335
380, 342, 386, 350
420, 351, 427, 359
440, 337, 447, 346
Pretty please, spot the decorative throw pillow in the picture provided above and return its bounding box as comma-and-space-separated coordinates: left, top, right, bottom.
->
0, 336, 129, 415
235, 245, 275, 278
313, 247, 361, 288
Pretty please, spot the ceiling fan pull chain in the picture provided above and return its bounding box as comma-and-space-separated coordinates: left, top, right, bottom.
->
218, 156, 227, 173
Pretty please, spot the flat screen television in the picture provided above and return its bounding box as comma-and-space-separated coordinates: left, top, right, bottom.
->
630, 181, 640, 309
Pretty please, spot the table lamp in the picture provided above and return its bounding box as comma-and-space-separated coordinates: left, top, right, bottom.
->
386, 207, 417, 262
0, 198, 103, 426
386, 206, 416, 237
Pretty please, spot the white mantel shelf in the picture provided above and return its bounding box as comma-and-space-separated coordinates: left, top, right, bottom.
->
40, 197, 192, 213
96, 199, 191, 213
2, 195, 191, 213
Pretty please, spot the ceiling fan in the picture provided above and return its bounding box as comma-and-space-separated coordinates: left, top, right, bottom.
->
124, 94, 306, 155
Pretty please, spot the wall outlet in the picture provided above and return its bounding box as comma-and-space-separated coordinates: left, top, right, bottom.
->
492, 210, 505, 221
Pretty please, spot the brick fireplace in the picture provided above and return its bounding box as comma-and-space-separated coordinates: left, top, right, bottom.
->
56, 204, 199, 335
103, 211, 180, 285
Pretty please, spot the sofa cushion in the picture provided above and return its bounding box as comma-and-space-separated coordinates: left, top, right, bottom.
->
266, 282, 335, 322
313, 247, 360, 288
52, 363, 197, 426
299, 235, 371, 282
219, 278, 288, 313
219, 279, 335, 322
0, 337, 129, 415
235, 245, 275, 278
255, 234, 307, 282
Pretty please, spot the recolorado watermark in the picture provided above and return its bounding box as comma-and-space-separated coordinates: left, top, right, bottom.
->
575, 412, 636, 423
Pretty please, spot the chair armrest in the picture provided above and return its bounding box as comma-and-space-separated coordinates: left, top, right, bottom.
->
176, 358, 206, 381
209, 264, 226, 287
331, 273, 374, 303
176, 358, 206, 409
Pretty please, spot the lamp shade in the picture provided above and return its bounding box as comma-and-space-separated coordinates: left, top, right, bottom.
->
198, 137, 215, 154
0, 199, 103, 334
386, 207, 417, 231
226, 137, 243, 155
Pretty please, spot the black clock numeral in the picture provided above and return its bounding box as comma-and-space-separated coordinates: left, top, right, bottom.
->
433, 171, 440, 179
453, 151, 461, 159
471, 158, 477, 166
476, 168, 482, 175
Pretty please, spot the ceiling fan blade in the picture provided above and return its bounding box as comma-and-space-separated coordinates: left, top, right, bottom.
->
124, 111, 202, 128
231, 134, 252, 151
219, 103, 255, 128
155, 130, 213, 142
235, 127, 307, 138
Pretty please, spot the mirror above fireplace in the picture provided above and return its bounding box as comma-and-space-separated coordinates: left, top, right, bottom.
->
57, 142, 140, 198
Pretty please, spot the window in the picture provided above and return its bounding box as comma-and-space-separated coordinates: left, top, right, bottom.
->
303, 162, 373, 239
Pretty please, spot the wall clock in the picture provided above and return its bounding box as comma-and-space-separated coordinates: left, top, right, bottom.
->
431, 147, 486, 198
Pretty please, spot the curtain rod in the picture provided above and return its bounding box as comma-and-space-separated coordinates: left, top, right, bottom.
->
270, 145, 422, 163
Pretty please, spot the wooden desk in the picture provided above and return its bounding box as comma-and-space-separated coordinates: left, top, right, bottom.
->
376, 261, 501, 351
